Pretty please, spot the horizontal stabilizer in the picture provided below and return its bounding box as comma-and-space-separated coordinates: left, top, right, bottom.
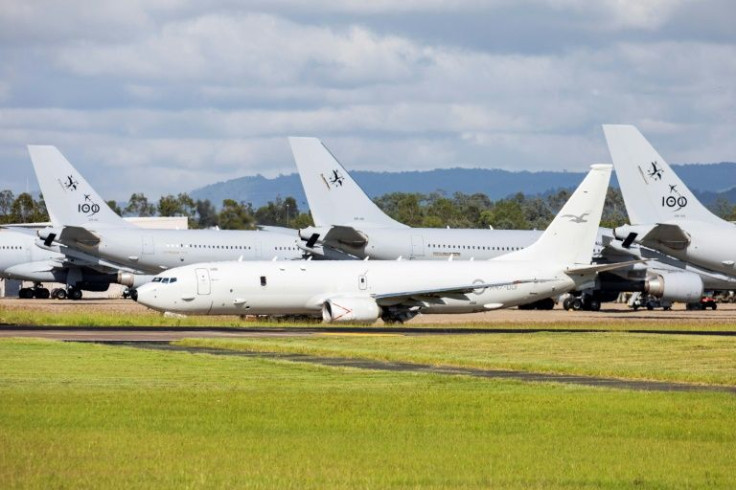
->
641, 223, 690, 250
311, 225, 370, 248
565, 259, 646, 276
55, 226, 101, 247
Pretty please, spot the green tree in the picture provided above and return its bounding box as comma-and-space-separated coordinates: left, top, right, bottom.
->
124, 193, 156, 217
255, 196, 300, 227
0, 189, 15, 223
106, 200, 123, 216
195, 199, 219, 229
11, 193, 48, 223
480, 200, 528, 230
218, 199, 254, 229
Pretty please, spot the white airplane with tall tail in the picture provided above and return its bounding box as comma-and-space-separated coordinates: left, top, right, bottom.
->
289, 136, 541, 261
288, 136, 729, 309
603, 125, 736, 278
26, 145, 303, 298
135, 164, 640, 322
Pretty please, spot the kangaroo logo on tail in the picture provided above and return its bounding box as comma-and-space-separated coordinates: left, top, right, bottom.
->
64, 175, 79, 191
321, 169, 345, 189
647, 161, 664, 180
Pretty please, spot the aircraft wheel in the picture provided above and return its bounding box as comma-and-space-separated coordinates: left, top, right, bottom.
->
34, 288, 50, 299
562, 297, 573, 310
68, 288, 83, 300
19, 288, 34, 299
571, 298, 583, 311
646, 302, 654, 311
52, 288, 68, 300
588, 298, 601, 311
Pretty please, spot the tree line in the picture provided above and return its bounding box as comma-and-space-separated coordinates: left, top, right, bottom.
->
1, 188, 735, 230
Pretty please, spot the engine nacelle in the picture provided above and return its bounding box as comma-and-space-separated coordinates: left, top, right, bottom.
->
116, 272, 155, 288
645, 272, 703, 302
322, 296, 381, 323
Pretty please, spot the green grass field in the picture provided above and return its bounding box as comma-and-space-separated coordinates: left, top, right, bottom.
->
2, 302, 736, 332
1, 338, 734, 488
177, 332, 736, 386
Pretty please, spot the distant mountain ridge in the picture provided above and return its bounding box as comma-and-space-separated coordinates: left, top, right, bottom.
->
190, 162, 736, 210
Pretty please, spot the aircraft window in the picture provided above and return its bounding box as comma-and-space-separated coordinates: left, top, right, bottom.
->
162, 278, 170, 284
170, 278, 177, 283
152, 277, 162, 282
260, 276, 267, 287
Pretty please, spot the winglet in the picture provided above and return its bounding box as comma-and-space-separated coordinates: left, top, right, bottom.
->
602, 124, 720, 225
288, 137, 408, 229
27, 145, 132, 228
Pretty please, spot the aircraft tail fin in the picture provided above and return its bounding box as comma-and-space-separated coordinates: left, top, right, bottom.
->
602, 124, 719, 225
27, 145, 131, 228
500, 164, 612, 265
288, 137, 408, 229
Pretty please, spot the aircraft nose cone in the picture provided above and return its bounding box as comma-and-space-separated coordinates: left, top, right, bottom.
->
134, 284, 159, 310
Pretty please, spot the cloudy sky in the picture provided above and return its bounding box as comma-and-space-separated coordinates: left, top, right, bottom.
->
1, 0, 734, 200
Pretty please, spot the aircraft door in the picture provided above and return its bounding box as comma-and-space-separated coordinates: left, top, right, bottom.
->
411, 235, 425, 258
255, 241, 262, 259
195, 268, 211, 295
142, 235, 155, 255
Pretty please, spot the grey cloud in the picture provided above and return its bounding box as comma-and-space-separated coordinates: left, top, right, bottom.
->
0, 0, 733, 201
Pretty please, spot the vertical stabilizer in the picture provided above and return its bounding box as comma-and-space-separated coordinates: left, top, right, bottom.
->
288, 137, 408, 228
501, 164, 611, 265
27, 145, 131, 228
603, 124, 719, 225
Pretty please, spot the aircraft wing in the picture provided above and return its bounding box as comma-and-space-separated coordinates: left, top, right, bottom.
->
35, 238, 146, 275
372, 278, 549, 302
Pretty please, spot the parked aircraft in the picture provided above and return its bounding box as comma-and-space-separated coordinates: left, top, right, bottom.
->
289, 136, 713, 309
27, 146, 303, 287
0, 228, 149, 299
289, 136, 540, 260
603, 125, 736, 279
135, 164, 638, 322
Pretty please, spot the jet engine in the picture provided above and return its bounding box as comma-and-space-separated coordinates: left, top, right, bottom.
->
116, 272, 154, 288
645, 272, 703, 302
322, 297, 381, 323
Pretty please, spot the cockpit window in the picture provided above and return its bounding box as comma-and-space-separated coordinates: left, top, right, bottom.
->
162, 278, 170, 284
169, 277, 177, 284
152, 277, 162, 282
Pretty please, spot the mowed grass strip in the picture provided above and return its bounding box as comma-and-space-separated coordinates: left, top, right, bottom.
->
3, 300, 736, 331
0, 338, 734, 489
177, 332, 736, 386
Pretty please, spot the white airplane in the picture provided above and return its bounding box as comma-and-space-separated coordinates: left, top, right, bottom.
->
289, 136, 541, 260
289, 136, 722, 309
135, 164, 637, 322
0, 228, 151, 299
603, 125, 736, 279
27, 146, 304, 288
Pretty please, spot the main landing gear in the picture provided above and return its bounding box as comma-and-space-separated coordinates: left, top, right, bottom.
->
18, 284, 50, 299
19, 285, 83, 300
562, 293, 601, 312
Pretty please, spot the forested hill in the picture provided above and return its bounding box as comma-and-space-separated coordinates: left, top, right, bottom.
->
190, 162, 736, 209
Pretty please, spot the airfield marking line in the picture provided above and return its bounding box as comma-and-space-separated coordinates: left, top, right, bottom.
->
106, 341, 736, 395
